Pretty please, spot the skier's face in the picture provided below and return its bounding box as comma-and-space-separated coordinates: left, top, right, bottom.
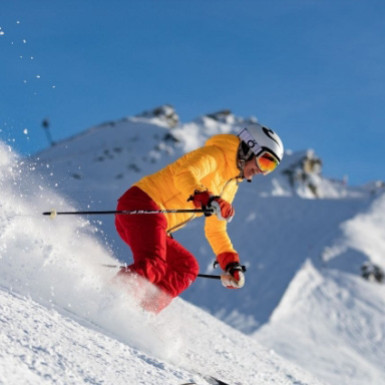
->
243, 157, 262, 180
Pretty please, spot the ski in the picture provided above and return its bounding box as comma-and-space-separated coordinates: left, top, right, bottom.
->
204, 375, 230, 385
180, 375, 230, 385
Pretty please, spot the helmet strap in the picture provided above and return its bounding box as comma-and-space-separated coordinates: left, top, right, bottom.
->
237, 142, 254, 180
237, 158, 245, 178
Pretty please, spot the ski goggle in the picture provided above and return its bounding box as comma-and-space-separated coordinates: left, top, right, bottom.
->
255, 151, 280, 175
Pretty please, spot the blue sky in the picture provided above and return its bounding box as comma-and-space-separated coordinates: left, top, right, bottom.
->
1, 0, 384, 186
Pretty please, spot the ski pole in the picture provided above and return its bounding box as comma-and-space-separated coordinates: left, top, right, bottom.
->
42, 208, 213, 218
101, 264, 221, 280
196, 273, 221, 280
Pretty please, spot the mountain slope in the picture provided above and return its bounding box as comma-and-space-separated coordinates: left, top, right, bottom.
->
255, 192, 385, 385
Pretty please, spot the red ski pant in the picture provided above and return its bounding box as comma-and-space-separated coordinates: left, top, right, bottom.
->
115, 187, 199, 309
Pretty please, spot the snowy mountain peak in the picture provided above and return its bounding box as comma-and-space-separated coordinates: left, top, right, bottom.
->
136, 104, 180, 128
33, 108, 369, 201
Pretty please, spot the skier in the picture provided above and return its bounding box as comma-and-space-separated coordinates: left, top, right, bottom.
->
115, 124, 284, 312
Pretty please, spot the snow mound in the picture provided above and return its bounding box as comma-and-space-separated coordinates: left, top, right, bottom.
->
256, 260, 385, 385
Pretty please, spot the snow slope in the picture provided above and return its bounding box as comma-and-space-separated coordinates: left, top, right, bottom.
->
255, 261, 385, 385
1, 288, 326, 385
0, 141, 324, 384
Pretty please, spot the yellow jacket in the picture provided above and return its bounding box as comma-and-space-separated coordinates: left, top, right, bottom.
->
134, 134, 243, 256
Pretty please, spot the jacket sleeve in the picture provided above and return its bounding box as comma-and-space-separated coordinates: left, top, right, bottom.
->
204, 176, 239, 256
172, 146, 225, 197
204, 215, 237, 256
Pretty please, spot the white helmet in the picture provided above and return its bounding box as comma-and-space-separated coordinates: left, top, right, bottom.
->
238, 123, 284, 162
